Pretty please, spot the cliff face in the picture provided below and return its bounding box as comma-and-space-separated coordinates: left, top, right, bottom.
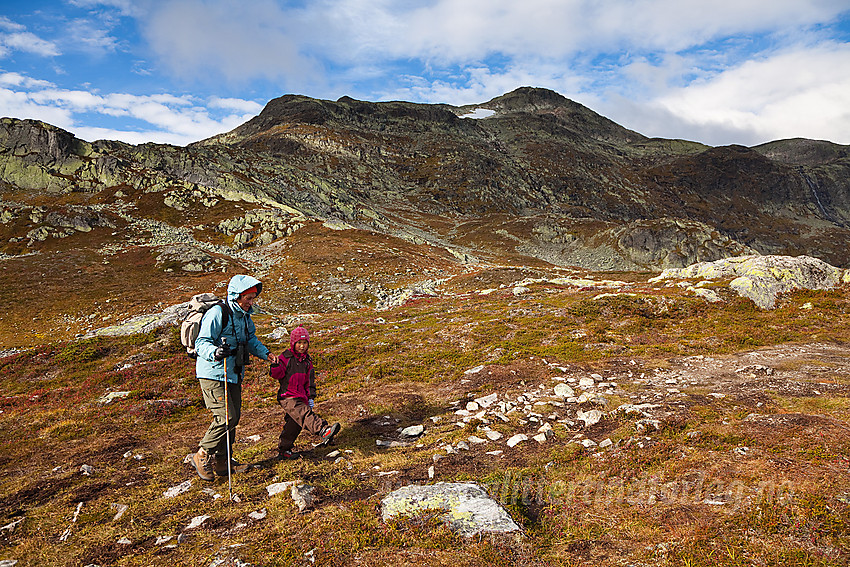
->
2, 87, 850, 273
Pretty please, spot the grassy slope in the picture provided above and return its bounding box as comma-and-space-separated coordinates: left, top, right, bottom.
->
0, 275, 848, 566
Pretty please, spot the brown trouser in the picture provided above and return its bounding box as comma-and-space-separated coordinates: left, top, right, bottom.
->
278, 396, 327, 452
198, 378, 241, 456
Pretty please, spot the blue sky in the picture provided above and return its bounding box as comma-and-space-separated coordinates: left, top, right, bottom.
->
2, 0, 849, 147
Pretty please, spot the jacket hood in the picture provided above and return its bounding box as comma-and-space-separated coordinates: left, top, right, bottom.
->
227, 274, 263, 312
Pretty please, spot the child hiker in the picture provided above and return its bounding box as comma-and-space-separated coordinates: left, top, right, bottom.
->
270, 326, 340, 459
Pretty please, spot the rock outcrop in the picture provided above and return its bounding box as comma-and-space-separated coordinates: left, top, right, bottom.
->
651, 254, 847, 308
3, 88, 850, 271
381, 482, 521, 537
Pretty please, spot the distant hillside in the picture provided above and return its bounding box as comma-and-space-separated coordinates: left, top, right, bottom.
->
1, 88, 850, 343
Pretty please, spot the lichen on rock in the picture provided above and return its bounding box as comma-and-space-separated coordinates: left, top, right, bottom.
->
381, 482, 521, 537
650, 254, 843, 308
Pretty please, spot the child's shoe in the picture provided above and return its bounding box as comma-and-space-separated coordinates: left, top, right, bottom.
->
278, 449, 299, 460
321, 422, 341, 443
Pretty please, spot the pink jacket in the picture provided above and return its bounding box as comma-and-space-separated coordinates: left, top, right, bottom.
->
270, 327, 315, 403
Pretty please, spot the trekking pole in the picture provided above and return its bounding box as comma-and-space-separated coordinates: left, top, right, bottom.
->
222, 338, 233, 502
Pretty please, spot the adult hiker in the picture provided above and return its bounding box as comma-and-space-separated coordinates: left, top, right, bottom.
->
191, 274, 271, 481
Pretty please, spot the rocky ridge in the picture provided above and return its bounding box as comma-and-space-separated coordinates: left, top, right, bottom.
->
2, 87, 850, 279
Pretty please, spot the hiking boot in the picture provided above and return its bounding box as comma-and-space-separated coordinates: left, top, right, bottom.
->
214, 455, 250, 476
191, 448, 215, 481
277, 449, 299, 460
321, 422, 341, 443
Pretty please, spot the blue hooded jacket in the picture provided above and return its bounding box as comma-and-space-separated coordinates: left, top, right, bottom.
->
195, 275, 270, 383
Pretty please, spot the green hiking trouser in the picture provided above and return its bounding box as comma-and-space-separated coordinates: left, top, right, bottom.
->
198, 378, 241, 456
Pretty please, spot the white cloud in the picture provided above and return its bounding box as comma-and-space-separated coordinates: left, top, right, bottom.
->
0, 17, 26, 32
209, 97, 264, 113
653, 42, 850, 144
66, 18, 121, 54
308, 0, 850, 64
0, 31, 61, 57
139, 0, 320, 86
0, 72, 55, 89
67, 0, 141, 17
0, 74, 259, 145
0, 87, 76, 129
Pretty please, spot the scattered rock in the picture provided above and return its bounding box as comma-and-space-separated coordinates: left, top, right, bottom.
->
267, 481, 315, 513
111, 503, 128, 521
248, 509, 267, 520
97, 391, 131, 404
735, 364, 773, 376
184, 515, 209, 530
291, 484, 315, 513
506, 434, 528, 448
400, 424, 425, 438
376, 439, 409, 448
267, 481, 298, 497
576, 409, 603, 427
79, 464, 94, 476
163, 480, 192, 499
0, 518, 23, 536
553, 383, 574, 398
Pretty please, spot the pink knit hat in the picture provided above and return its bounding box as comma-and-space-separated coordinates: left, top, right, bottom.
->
290, 326, 309, 349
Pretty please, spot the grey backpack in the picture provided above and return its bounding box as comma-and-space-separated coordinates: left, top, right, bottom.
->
180, 293, 231, 359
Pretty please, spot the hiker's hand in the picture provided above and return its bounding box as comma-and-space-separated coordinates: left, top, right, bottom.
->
214, 344, 232, 361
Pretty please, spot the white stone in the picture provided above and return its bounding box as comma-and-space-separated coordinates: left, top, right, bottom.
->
486, 450, 503, 456
401, 425, 426, 438
468, 436, 487, 444
464, 365, 486, 375
291, 484, 315, 513
248, 509, 267, 520
579, 377, 595, 388
577, 409, 603, 427
553, 383, 574, 398
381, 482, 521, 537
581, 439, 598, 448
485, 430, 503, 441
576, 392, 593, 404
475, 393, 499, 408
457, 441, 470, 451
155, 535, 173, 545
98, 391, 131, 404
267, 481, 298, 497
599, 438, 613, 448
466, 401, 480, 412
117, 536, 132, 545
428, 465, 435, 479
163, 480, 192, 499
185, 515, 209, 530
506, 434, 528, 448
